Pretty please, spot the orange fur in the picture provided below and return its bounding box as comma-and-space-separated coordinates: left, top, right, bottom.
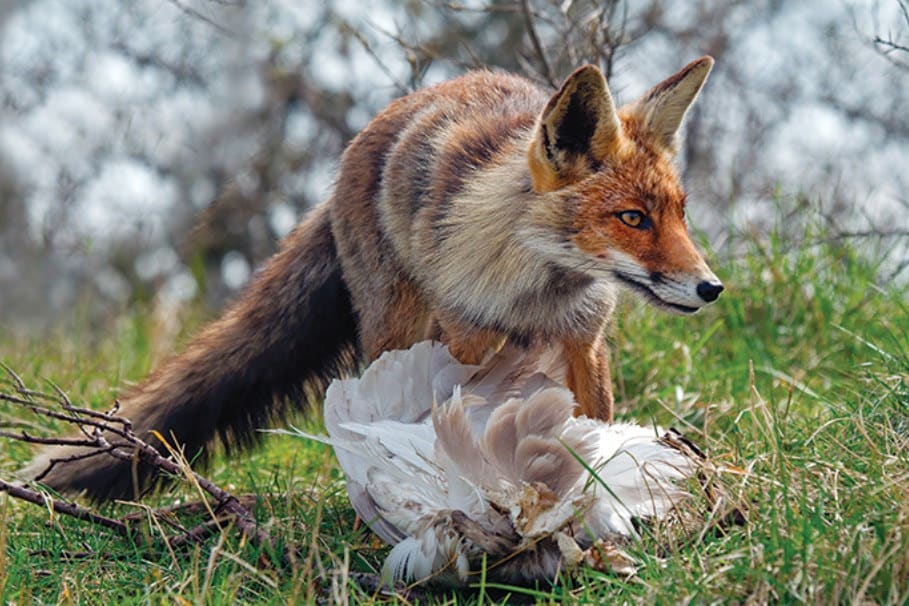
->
30, 58, 722, 500
564, 335, 613, 420
435, 313, 508, 366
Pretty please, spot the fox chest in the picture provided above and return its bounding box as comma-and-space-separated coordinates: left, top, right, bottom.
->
432, 261, 618, 345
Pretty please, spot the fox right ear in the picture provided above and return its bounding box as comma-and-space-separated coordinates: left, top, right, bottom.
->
528, 65, 626, 193
632, 56, 713, 154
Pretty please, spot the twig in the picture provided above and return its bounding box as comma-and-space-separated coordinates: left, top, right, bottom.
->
521, 0, 558, 88
121, 493, 262, 522
343, 21, 411, 95
168, 518, 229, 549
0, 479, 132, 537
864, 0, 909, 71
874, 36, 909, 54
164, 0, 239, 38
0, 373, 288, 566
0, 431, 102, 447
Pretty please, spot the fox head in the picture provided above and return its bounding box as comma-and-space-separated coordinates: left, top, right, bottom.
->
527, 57, 723, 314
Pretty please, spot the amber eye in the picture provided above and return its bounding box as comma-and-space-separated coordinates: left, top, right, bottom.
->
617, 210, 649, 229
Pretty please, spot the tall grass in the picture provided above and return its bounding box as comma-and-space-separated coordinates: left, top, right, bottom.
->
1, 215, 906, 604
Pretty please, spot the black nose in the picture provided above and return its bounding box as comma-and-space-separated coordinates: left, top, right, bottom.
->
696, 281, 724, 303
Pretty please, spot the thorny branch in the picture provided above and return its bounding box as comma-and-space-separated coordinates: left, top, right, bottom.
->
0, 365, 286, 563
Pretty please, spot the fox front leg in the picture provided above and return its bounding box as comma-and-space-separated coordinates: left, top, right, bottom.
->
564, 334, 614, 421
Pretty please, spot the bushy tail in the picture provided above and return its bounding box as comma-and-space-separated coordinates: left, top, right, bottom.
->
26, 203, 358, 500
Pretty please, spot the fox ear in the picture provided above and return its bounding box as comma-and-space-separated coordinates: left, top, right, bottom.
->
528, 65, 624, 192
633, 56, 714, 154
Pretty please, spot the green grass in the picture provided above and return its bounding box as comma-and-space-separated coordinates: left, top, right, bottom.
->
1, 213, 907, 604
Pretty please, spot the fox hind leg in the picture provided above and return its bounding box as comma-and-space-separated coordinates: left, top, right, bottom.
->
433, 313, 508, 366
356, 273, 433, 362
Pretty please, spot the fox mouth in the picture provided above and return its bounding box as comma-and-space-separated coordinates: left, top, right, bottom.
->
612, 272, 700, 315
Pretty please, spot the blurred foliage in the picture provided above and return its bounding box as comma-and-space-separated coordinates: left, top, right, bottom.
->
0, 0, 907, 334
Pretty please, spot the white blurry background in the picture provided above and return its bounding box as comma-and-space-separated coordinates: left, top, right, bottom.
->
0, 0, 907, 334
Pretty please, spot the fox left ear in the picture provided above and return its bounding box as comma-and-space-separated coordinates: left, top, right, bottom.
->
633, 56, 714, 154
528, 65, 625, 192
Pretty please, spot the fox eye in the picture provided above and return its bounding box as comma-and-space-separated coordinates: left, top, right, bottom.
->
617, 210, 649, 229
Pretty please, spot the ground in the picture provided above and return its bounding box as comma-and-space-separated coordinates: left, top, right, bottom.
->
1, 212, 907, 604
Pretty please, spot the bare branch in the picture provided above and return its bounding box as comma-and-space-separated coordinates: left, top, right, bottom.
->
867, 0, 909, 71
342, 21, 411, 95
0, 374, 288, 564
521, 0, 558, 87
164, 0, 239, 38
0, 479, 132, 537
0, 431, 103, 447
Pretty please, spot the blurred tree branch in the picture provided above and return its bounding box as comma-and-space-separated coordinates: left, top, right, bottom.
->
873, 0, 909, 70
1, 0, 908, 331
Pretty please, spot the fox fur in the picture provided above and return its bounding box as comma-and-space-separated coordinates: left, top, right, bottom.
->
27, 57, 723, 500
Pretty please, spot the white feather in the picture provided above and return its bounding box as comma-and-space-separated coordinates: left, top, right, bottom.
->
297, 341, 706, 586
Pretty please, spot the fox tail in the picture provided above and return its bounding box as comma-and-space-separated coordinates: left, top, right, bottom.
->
24, 203, 358, 500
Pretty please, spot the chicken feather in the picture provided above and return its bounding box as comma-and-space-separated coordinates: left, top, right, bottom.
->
297, 341, 707, 586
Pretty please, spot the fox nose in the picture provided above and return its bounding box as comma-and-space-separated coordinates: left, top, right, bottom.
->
696, 280, 724, 303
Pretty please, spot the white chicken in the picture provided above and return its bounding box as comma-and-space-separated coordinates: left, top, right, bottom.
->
292, 341, 711, 587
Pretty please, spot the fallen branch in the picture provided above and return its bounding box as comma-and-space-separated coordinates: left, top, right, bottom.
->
0, 479, 132, 537
0, 366, 287, 564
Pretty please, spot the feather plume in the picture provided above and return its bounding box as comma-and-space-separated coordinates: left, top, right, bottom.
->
297, 341, 712, 586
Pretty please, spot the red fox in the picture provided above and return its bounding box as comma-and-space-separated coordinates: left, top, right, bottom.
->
28, 57, 723, 499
